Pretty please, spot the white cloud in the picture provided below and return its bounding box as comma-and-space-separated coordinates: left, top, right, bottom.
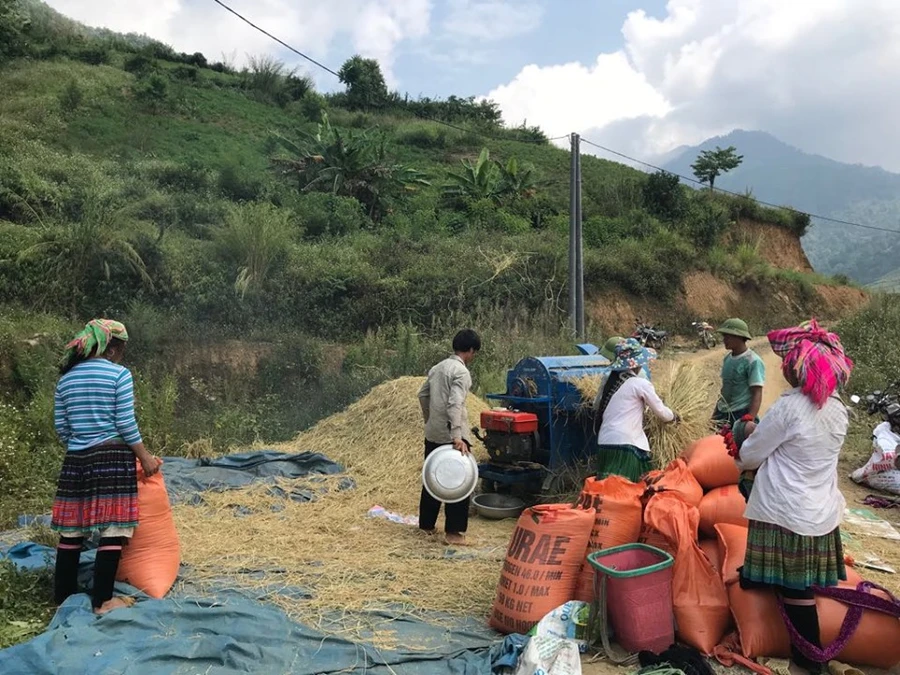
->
486, 0, 900, 171
487, 53, 670, 137
443, 0, 542, 41
43, 0, 432, 85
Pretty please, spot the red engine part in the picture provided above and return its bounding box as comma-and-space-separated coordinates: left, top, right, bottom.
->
480, 409, 539, 434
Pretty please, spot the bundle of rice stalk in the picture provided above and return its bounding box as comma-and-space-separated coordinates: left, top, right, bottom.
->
569, 374, 603, 408
645, 361, 715, 468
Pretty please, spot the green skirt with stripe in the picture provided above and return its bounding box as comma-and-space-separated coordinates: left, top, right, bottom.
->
596, 444, 652, 483
742, 520, 846, 591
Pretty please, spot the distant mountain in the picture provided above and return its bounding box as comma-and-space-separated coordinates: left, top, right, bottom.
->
661, 130, 900, 284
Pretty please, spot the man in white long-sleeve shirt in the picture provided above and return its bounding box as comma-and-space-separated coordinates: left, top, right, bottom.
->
417, 329, 481, 546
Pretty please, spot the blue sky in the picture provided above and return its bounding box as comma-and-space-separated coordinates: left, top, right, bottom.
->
41, 0, 900, 171
387, 0, 668, 98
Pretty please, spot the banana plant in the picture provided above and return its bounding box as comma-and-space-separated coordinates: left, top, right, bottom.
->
443, 148, 542, 204
272, 113, 430, 221
443, 148, 502, 202
496, 156, 540, 200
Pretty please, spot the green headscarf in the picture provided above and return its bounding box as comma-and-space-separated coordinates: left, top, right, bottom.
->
62, 319, 129, 367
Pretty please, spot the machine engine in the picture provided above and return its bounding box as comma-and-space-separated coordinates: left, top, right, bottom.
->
478, 409, 542, 464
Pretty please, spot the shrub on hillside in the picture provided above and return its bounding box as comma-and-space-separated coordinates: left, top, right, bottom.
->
643, 170, 687, 221
133, 72, 169, 112
465, 199, 529, 233
0, 148, 110, 224
837, 295, 900, 394
396, 124, 451, 149
58, 79, 83, 112
292, 90, 327, 121
124, 53, 154, 75
172, 65, 199, 82
256, 334, 324, 395
71, 44, 110, 66
0, 0, 28, 63
144, 160, 209, 192
680, 196, 730, 248
186, 52, 207, 68
294, 192, 370, 239
217, 162, 266, 202
217, 201, 294, 299
243, 54, 294, 104
281, 74, 314, 103
586, 231, 693, 298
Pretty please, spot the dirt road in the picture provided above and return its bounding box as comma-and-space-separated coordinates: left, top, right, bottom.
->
671, 337, 788, 415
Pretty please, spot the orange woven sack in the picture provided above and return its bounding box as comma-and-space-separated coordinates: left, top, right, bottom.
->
685, 435, 740, 490
698, 485, 748, 537
573, 475, 644, 602
645, 458, 703, 508
638, 521, 675, 556
116, 462, 180, 598
637, 491, 682, 556
699, 539, 722, 576
490, 504, 594, 635
715, 524, 900, 668
645, 491, 730, 654
716, 523, 748, 585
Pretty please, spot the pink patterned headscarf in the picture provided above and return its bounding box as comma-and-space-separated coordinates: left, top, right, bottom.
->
767, 319, 853, 408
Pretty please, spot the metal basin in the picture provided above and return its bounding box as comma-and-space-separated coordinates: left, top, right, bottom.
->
472, 493, 526, 520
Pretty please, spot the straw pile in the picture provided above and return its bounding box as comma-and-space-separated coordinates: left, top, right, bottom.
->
287, 376, 491, 512
644, 361, 715, 467
172, 377, 515, 639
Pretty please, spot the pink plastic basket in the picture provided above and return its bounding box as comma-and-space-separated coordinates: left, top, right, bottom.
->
588, 543, 675, 654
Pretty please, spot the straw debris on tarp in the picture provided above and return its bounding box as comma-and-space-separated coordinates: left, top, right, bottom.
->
172, 377, 515, 640
644, 361, 715, 468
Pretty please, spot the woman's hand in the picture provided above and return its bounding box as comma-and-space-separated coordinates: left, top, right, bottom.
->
140, 454, 162, 477
743, 421, 758, 436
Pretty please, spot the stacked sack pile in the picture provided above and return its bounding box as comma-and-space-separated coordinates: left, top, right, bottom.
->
490, 435, 900, 672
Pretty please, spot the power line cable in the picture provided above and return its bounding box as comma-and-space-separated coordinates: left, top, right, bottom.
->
210, 0, 341, 77
209, 0, 561, 146
580, 137, 900, 236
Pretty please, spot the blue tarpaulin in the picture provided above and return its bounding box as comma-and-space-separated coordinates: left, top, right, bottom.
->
0, 589, 522, 674
158, 450, 347, 502
0, 451, 526, 674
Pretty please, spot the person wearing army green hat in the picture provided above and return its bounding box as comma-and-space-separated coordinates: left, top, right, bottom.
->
599, 337, 623, 361
713, 318, 765, 427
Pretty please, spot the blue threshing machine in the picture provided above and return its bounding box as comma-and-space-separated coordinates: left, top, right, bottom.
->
474, 343, 650, 496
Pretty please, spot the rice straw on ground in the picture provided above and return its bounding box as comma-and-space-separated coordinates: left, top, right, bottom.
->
172, 377, 514, 640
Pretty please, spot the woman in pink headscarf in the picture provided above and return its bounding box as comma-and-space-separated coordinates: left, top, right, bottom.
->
730, 320, 853, 675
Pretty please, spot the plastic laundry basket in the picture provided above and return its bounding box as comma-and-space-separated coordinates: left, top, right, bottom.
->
588, 543, 674, 655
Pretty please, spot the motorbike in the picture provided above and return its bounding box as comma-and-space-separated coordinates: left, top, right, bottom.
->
850, 381, 900, 419
631, 319, 668, 351
849, 382, 900, 487
692, 320, 716, 349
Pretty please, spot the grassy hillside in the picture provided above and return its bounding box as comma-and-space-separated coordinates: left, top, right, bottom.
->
0, 0, 849, 528
662, 130, 900, 284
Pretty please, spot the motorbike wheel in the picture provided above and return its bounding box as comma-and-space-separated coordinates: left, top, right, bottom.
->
702, 333, 715, 349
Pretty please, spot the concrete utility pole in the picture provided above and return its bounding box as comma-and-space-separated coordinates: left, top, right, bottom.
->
568, 133, 584, 339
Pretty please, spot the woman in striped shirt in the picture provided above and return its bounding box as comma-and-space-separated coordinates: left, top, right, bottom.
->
51, 319, 161, 614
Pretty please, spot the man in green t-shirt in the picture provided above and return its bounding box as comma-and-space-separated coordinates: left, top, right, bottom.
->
712, 318, 765, 427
